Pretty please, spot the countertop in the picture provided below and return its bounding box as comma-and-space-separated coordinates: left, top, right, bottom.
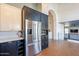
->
0, 36, 24, 43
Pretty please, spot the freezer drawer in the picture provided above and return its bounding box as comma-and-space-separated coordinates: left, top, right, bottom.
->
26, 42, 41, 56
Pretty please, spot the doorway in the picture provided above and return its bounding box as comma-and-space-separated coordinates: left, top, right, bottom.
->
48, 10, 56, 40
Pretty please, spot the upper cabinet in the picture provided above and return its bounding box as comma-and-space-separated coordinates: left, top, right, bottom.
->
24, 7, 31, 20
31, 9, 40, 21
24, 7, 40, 22
40, 13, 48, 30
0, 4, 21, 31
23, 6, 48, 31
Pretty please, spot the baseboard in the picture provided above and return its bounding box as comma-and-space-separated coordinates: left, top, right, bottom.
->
67, 39, 79, 43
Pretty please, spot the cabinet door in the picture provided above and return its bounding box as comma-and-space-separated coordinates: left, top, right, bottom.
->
6, 41, 18, 56
44, 14, 48, 29
41, 35, 48, 50
44, 36, 48, 49
41, 35, 45, 50
0, 41, 18, 56
31, 9, 40, 21
0, 4, 21, 31
41, 14, 48, 29
0, 40, 25, 56
25, 7, 31, 20
0, 43, 10, 56
41, 13, 46, 30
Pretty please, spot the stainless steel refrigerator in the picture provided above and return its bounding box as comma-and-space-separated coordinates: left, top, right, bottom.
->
25, 19, 41, 56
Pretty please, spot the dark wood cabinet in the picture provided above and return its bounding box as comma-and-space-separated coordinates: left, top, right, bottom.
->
41, 13, 48, 30
30, 9, 40, 21
44, 14, 48, 29
40, 13, 45, 29
41, 35, 48, 50
0, 40, 25, 56
24, 6, 48, 53
40, 13, 48, 50
24, 7, 41, 22
0, 41, 18, 56
24, 7, 31, 20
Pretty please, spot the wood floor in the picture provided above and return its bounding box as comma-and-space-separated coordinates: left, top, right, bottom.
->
37, 40, 79, 56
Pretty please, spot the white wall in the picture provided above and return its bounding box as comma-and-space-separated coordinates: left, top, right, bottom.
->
42, 3, 58, 15
58, 3, 79, 22
7, 3, 37, 11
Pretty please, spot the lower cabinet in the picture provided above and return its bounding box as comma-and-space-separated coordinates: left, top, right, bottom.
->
64, 34, 69, 39
41, 35, 48, 50
0, 40, 25, 56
